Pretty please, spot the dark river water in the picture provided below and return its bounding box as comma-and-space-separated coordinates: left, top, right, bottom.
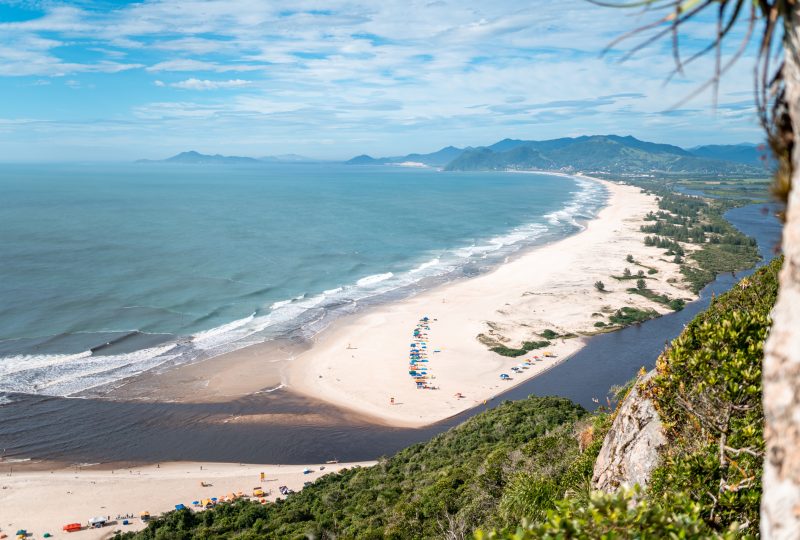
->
0, 203, 783, 466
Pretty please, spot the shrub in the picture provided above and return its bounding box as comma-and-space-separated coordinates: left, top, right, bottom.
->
594, 280, 605, 292
540, 329, 559, 339
476, 489, 739, 539
643, 257, 782, 535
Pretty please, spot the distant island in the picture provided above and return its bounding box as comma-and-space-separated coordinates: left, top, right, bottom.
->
137, 150, 317, 165
346, 135, 769, 175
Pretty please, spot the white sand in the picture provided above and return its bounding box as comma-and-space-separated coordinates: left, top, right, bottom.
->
286, 177, 696, 427
0, 460, 374, 539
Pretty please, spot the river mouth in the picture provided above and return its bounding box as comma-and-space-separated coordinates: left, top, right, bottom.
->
0, 203, 783, 467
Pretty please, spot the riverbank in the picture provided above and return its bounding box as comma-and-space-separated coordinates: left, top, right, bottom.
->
0, 460, 374, 539
110, 177, 696, 428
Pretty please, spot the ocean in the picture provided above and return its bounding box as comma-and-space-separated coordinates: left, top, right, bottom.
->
0, 163, 605, 399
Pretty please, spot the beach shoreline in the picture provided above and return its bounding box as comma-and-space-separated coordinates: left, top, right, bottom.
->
0, 460, 376, 539
106, 175, 696, 429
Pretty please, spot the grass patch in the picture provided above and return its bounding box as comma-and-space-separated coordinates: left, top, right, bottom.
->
491, 340, 551, 357
608, 306, 659, 325
680, 241, 761, 294
627, 288, 686, 311
540, 329, 559, 339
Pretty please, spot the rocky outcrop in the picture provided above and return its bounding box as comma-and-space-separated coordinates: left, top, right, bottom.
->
592, 370, 666, 492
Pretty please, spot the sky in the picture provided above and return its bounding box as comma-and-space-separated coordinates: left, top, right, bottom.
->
0, 0, 767, 161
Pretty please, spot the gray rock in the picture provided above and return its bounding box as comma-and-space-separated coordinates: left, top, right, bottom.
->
592, 370, 666, 492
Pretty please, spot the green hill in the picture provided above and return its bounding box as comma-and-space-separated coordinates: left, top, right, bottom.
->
445, 135, 762, 175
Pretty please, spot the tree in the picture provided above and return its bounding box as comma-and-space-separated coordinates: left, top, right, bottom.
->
636, 278, 647, 290
595, 280, 606, 292
626, 254, 634, 263
599, 1, 797, 536
637, 270, 645, 278
623, 267, 631, 277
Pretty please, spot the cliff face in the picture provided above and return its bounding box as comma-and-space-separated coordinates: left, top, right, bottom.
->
592, 371, 666, 492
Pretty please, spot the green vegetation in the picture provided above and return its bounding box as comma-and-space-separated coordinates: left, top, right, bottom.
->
641, 257, 781, 535
608, 306, 659, 325
540, 329, 559, 339
594, 280, 605, 292
477, 488, 738, 539
118, 397, 609, 540
490, 340, 550, 357
482, 256, 781, 539
119, 256, 781, 540
634, 184, 762, 293
628, 287, 686, 311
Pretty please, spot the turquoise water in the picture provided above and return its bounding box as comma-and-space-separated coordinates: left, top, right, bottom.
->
0, 163, 605, 397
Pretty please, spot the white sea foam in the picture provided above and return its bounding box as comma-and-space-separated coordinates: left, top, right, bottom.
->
270, 299, 293, 310
410, 258, 440, 273
356, 272, 394, 287
0, 344, 179, 396
323, 286, 344, 295
191, 313, 256, 347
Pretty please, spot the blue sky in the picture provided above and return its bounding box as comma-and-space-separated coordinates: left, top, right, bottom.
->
0, 0, 765, 161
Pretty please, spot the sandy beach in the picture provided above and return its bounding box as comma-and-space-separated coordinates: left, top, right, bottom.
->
110, 176, 696, 428
3, 175, 702, 534
0, 460, 374, 539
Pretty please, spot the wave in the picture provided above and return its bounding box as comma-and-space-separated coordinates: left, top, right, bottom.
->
0, 173, 606, 398
0, 344, 179, 396
356, 272, 394, 287
410, 258, 440, 273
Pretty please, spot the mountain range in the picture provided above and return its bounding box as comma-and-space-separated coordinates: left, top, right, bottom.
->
347, 135, 769, 175
137, 151, 317, 164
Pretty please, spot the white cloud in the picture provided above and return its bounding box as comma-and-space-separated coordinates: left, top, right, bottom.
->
0, 0, 766, 159
145, 59, 262, 73
169, 78, 252, 90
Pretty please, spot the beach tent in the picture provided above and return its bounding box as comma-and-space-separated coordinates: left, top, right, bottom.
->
89, 517, 106, 528
175, 504, 186, 510
15, 532, 26, 537
500, 373, 510, 379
